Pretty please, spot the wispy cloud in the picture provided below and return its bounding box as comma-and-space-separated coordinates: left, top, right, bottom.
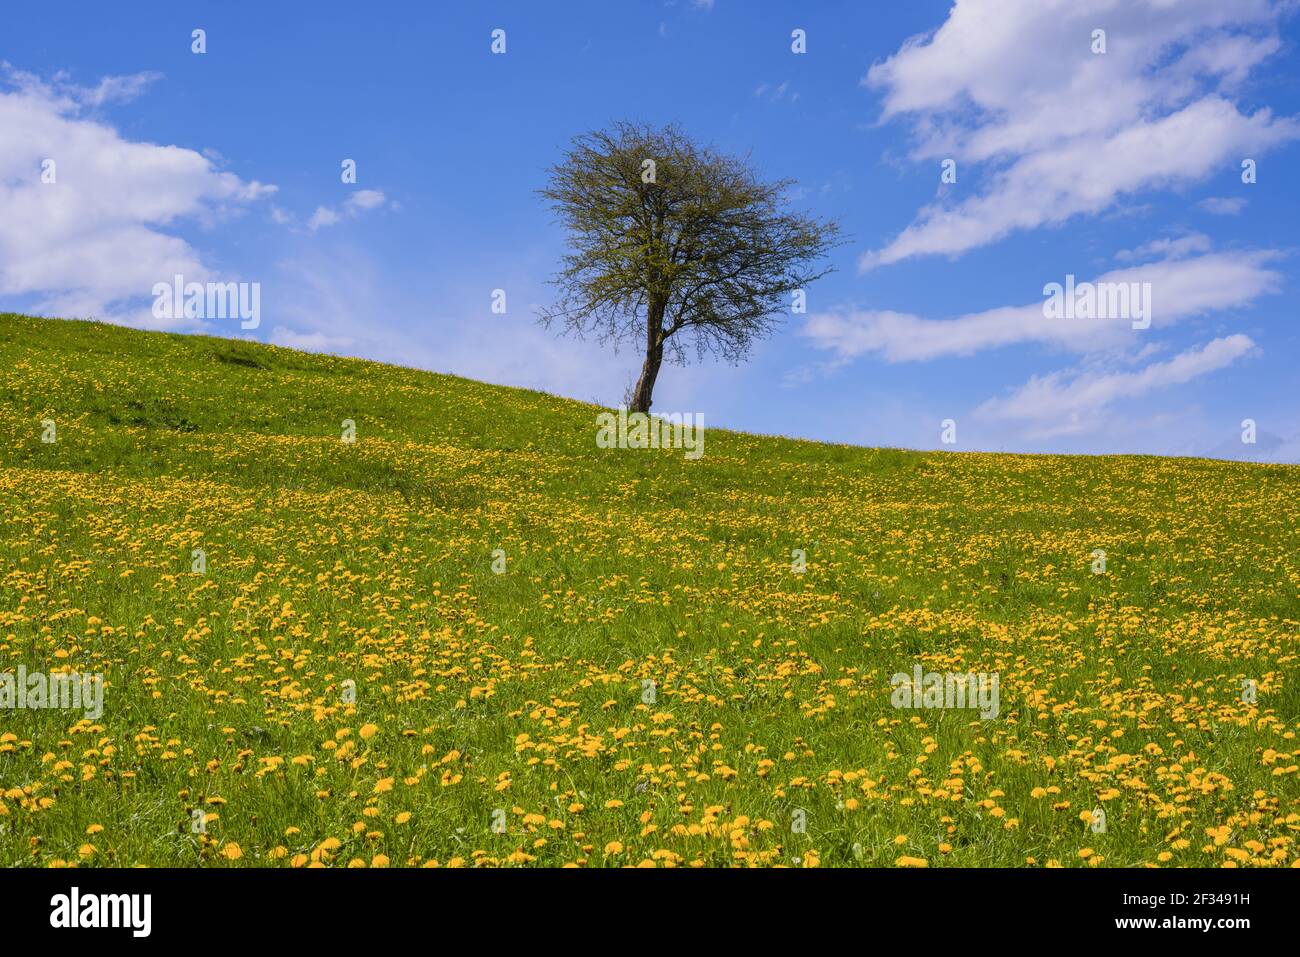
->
860, 0, 1298, 269
302, 189, 390, 232
1199, 196, 1248, 215
973, 335, 1257, 437
0, 62, 162, 109
754, 81, 798, 103
1115, 232, 1212, 263
803, 249, 1282, 362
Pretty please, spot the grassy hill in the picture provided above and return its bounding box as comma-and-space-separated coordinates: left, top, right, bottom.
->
0, 312, 1297, 868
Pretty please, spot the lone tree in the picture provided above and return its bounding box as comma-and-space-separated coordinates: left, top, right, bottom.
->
539, 122, 841, 413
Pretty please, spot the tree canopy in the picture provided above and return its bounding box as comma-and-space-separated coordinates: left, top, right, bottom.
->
539, 122, 841, 413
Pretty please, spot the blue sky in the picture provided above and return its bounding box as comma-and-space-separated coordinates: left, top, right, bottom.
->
3, 0, 1298, 460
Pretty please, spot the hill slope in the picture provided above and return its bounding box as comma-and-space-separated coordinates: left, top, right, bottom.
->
0, 312, 1297, 867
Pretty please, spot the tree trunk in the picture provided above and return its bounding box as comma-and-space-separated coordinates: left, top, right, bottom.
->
630, 298, 666, 414
630, 347, 662, 414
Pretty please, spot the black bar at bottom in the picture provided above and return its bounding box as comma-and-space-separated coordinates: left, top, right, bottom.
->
0, 866, 1278, 943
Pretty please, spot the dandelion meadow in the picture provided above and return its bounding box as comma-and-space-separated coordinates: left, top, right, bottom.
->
1, 313, 1296, 869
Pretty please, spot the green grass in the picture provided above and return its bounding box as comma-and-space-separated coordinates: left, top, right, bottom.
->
0, 312, 1296, 868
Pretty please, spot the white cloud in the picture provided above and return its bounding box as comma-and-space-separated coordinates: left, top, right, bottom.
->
268, 325, 358, 353
1115, 232, 1211, 262
803, 249, 1281, 362
754, 82, 797, 103
0, 66, 274, 327
0, 63, 163, 110
347, 189, 386, 211
303, 189, 389, 232
1198, 196, 1247, 215
306, 206, 341, 231
972, 335, 1256, 437
80, 72, 163, 108
861, 0, 1298, 268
